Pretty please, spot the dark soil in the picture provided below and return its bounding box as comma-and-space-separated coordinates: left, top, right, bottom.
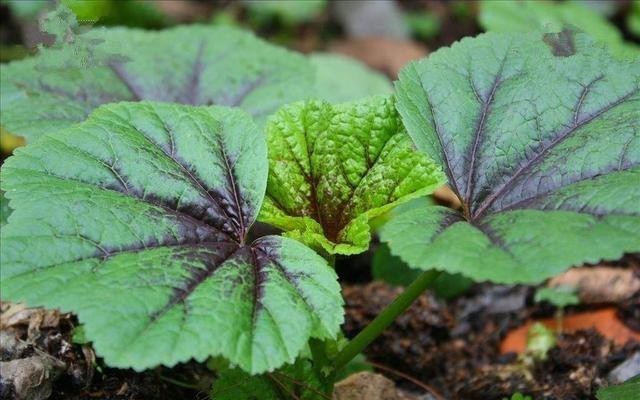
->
0, 310, 211, 400
341, 278, 640, 400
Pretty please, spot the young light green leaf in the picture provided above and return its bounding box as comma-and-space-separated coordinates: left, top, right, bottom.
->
382, 31, 640, 283
0, 102, 343, 374
525, 322, 556, 361
479, 0, 639, 58
0, 24, 313, 142
259, 95, 445, 255
310, 53, 393, 103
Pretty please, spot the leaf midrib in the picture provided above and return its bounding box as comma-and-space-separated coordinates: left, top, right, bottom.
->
472, 85, 639, 219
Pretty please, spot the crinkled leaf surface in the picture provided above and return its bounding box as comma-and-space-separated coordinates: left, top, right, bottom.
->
479, 0, 639, 58
211, 358, 328, 400
259, 96, 445, 255
310, 53, 393, 103
381, 32, 640, 283
0, 102, 343, 373
0, 24, 313, 142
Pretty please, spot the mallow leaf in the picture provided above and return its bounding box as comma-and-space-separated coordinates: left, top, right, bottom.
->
0, 102, 343, 373
259, 96, 445, 255
310, 53, 393, 103
0, 191, 9, 226
382, 31, 640, 283
479, 0, 639, 59
0, 24, 313, 142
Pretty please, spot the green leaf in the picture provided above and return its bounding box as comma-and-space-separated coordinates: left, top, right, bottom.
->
0, 24, 313, 142
372, 243, 421, 287
478, 0, 639, 58
534, 286, 580, 308
597, 376, 640, 400
310, 53, 392, 103
381, 32, 640, 284
211, 358, 329, 400
0, 102, 343, 374
629, 0, 640, 38
1, 0, 46, 19
244, 0, 326, 25
334, 353, 373, 381
0, 191, 10, 226
259, 95, 445, 255
72, 324, 89, 345
406, 11, 441, 40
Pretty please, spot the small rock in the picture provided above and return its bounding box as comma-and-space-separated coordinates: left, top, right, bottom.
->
333, 372, 398, 400
0, 355, 65, 400
332, 0, 409, 39
608, 351, 640, 384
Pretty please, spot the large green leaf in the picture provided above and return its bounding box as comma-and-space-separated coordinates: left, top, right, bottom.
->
0, 24, 313, 142
310, 53, 392, 103
0, 102, 343, 373
259, 96, 445, 255
0, 191, 9, 226
381, 31, 640, 283
479, 0, 639, 58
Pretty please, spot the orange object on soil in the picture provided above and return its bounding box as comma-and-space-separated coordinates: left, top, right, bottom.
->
500, 307, 640, 354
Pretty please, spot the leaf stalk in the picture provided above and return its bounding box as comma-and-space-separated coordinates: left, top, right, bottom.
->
332, 269, 441, 371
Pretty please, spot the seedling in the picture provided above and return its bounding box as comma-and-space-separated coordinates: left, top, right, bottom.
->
535, 285, 580, 333
525, 322, 556, 362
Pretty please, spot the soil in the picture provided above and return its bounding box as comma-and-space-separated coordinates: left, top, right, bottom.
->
0, 307, 212, 400
341, 276, 640, 400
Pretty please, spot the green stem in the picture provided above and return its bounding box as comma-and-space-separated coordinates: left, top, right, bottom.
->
332, 269, 441, 371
